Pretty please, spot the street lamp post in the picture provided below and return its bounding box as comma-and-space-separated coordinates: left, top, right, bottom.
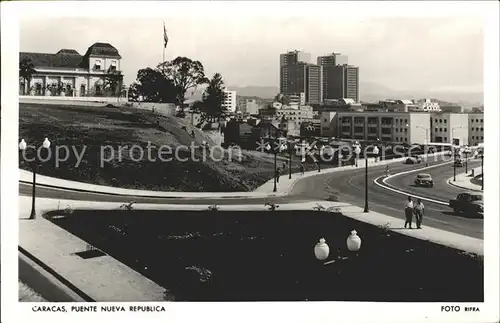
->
354, 145, 379, 213
266, 129, 285, 193
286, 142, 295, 179
453, 147, 457, 182
464, 150, 469, 174
415, 125, 429, 145
19, 138, 51, 219
481, 154, 484, 190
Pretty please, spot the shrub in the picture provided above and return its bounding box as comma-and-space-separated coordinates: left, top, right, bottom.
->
265, 202, 279, 211
312, 203, 326, 212
120, 201, 136, 211
378, 222, 391, 234
63, 206, 74, 216
208, 204, 219, 212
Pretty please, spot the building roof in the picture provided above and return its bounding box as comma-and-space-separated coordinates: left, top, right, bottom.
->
19, 42, 121, 69
20, 51, 83, 69
82, 42, 121, 58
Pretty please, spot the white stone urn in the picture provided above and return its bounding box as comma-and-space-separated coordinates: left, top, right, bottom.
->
346, 230, 362, 252
314, 238, 330, 260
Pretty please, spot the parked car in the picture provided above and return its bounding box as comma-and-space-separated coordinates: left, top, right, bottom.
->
453, 159, 465, 167
449, 192, 484, 218
405, 156, 422, 164
414, 173, 434, 187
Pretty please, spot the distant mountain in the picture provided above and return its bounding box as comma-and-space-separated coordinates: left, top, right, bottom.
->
360, 81, 483, 108
193, 82, 483, 108
226, 86, 278, 99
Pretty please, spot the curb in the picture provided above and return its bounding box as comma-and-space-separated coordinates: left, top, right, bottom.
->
19, 180, 283, 200
373, 161, 453, 206
446, 178, 483, 193
18, 246, 94, 302
20, 152, 448, 199
374, 175, 449, 206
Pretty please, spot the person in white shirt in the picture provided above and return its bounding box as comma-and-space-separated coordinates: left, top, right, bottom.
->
404, 196, 414, 229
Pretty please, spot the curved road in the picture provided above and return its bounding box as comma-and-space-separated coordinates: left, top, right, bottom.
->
384, 159, 481, 202
19, 158, 483, 239
291, 160, 483, 239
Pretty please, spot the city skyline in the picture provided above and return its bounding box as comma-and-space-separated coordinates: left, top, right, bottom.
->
20, 15, 483, 95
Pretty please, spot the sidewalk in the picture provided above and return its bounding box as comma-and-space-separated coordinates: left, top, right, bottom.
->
19, 197, 166, 302
20, 152, 446, 198
447, 166, 483, 192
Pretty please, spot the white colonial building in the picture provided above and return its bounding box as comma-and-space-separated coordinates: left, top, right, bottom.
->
19, 42, 124, 97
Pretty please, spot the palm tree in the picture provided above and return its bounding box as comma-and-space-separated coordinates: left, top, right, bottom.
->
19, 57, 36, 95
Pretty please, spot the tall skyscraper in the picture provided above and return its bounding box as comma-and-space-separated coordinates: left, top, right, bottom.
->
306, 64, 323, 104
280, 50, 311, 67
325, 65, 359, 102
279, 50, 322, 105
280, 62, 322, 105
317, 52, 348, 66
317, 52, 357, 102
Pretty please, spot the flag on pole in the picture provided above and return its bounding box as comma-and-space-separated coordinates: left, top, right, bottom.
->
163, 23, 169, 49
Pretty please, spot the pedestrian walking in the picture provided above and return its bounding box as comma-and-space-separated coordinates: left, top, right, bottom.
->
300, 163, 305, 175
414, 199, 425, 229
404, 196, 414, 229
276, 167, 281, 183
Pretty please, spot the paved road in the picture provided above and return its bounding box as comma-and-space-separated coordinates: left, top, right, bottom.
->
290, 159, 483, 239
19, 157, 483, 239
385, 159, 482, 202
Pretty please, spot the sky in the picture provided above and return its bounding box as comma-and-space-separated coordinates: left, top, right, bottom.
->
19, 15, 484, 93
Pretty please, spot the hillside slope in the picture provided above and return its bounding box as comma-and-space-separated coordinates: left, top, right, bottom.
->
18, 103, 281, 192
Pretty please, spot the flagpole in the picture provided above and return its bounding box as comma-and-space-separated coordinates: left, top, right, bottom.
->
162, 21, 165, 63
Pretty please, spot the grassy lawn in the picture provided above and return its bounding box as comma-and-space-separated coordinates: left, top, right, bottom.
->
47, 209, 483, 302
19, 103, 295, 192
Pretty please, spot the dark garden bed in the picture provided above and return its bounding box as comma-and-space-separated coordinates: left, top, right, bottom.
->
46, 210, 483, 302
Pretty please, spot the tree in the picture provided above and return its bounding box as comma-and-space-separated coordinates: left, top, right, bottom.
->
19, 57, 36, 95
130, 67, 178, 102
200, 73, 226, 119
103, 70, 124, 97
157, 57, 209, 110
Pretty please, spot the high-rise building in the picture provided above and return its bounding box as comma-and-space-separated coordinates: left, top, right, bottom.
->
317, 52, 348, 67
306, 64, 323, 104
280, 49, 322, 105
280, 50, 311, 67
223, 89, 237, 113
320, 64, 359, 102
280, 62, 322, 105
317, 53, 359, 102
280, 63, 307, 95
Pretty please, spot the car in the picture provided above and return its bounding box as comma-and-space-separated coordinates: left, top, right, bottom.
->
405, 156, 422, 164
414, 173, 434, 187
449, 192, 483, 218
453, 159, 465, 167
